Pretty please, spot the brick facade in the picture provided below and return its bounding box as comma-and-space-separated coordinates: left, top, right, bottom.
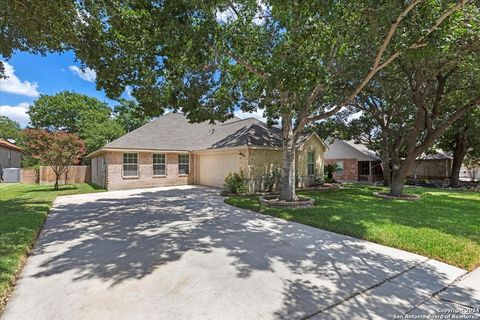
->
325, 158, 358, 181
105, 151, 196, 191
93, 134, 326, 191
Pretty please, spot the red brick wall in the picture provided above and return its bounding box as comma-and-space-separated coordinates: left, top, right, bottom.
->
106, 151, 196, 191
325, 158, 358, 181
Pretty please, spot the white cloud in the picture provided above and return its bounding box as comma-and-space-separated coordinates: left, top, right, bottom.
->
252, 0, 270, 25
216, 1, 270, 25
216, 7, 237, 23
234, 108, 267, 123
0, 62, 40, 97
347, 110, 363, 122
68, 66, 96, 82
0, 102, 31, 127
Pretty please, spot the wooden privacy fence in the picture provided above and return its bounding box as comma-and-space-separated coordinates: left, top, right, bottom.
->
23, 166, 91, 185
21, 168, 39, 183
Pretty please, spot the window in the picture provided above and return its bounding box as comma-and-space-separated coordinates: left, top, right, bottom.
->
123, 153, 138, 177
307, 151, 315, 175
359, 161, 370, 175
178, 154, 189, 175
335, 161, 344, 176
153, 154, 166, 176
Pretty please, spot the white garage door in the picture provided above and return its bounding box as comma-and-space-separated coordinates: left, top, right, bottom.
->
199, 152, 240, 188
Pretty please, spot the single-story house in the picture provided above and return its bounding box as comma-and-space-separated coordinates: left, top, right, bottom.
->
0, 139, 21, 169
88, 113, 327, 191
324, 139, 383, 182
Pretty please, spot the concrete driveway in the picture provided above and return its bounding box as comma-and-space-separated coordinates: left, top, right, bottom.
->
2, 186, 477, 320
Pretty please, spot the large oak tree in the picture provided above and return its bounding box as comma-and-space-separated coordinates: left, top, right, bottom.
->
68, 0, 475, 200
2, 0, 477, 199
351, 21, 480, 195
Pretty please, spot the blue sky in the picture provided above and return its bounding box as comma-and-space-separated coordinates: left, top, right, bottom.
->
0, 51, 130, 127
0, 51, 265, 127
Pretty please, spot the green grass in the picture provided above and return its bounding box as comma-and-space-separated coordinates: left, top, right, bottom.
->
0, 183, 104, 309
225, 184, 480, 271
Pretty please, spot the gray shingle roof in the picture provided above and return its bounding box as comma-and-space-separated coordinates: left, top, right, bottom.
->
101, 113, 286, 152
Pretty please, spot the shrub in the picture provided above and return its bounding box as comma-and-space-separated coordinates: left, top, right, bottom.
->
312, 175, 325, 186
324, 163, 338, 183
224, 171, 246, 194
263, 167, 282, 192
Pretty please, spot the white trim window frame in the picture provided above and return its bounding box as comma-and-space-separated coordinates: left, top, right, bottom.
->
153, 153, 166, 176
123, 153, 138, 177
178, 154, 189, 175
335, 160, 344, 176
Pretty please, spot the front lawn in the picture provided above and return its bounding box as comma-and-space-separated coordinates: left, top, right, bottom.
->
225, 185, 480, 271
0, 183, 104, 311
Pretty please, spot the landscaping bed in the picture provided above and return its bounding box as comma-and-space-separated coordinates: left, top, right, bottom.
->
0, 183, 104, 312
373, 191, 421, 201
259, 195, 315, 208
225, 184, 480, 270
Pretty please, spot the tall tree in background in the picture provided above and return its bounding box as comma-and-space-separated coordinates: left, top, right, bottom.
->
352, 20, 480, 196
0, 116, 21, 141
66, 0, 474, 200
113, 99, 150, 132
28, 91, 125, 155
438, 110, 480, 187
22, 129, 85, 189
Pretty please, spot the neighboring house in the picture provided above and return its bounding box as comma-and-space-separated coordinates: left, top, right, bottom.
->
460, 165, 479, 181
325, 138, 452, 183
88, 113, 327, 191
324, 139, 383, 182
407, 151, 452, 181
0, 139, 21, 169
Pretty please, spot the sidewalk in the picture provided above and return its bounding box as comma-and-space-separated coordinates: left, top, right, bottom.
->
407, 267, 480, 318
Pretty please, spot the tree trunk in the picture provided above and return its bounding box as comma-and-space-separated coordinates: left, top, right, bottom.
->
389, 155, 416, 197
280, 114, 298, 201
54, 174, 60, 190
390, 175, 405, 196
383, 160, 391, 187
449, 127, 468, 188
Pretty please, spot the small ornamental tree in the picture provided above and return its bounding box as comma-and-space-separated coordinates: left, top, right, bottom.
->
23, 129, 85, 189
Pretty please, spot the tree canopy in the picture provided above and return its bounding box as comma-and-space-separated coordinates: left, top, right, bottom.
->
113, 99, 151, 132
65, 0, 476, 199
28, 91, 125, 155
2, 0, 479, 199
0, 115, 21, 141
22, 129, 85, 189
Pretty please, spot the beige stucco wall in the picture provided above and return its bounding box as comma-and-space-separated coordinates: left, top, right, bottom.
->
295, 135, 326, 187
0, 146, 21, 168
244, 134, 326, 191
243, 148, 283, 192
105, 151, 196, 191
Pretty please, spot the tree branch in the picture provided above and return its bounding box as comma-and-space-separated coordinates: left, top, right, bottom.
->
303, 0, 471, 126
209, 44, 271, 79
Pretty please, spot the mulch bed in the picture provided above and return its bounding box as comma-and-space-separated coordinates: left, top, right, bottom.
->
373, 192, 421, 201
297, 184, 340, 192
259, 195, 315, 208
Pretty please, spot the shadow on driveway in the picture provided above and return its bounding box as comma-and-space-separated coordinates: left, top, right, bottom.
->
2, 186, 476, 320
